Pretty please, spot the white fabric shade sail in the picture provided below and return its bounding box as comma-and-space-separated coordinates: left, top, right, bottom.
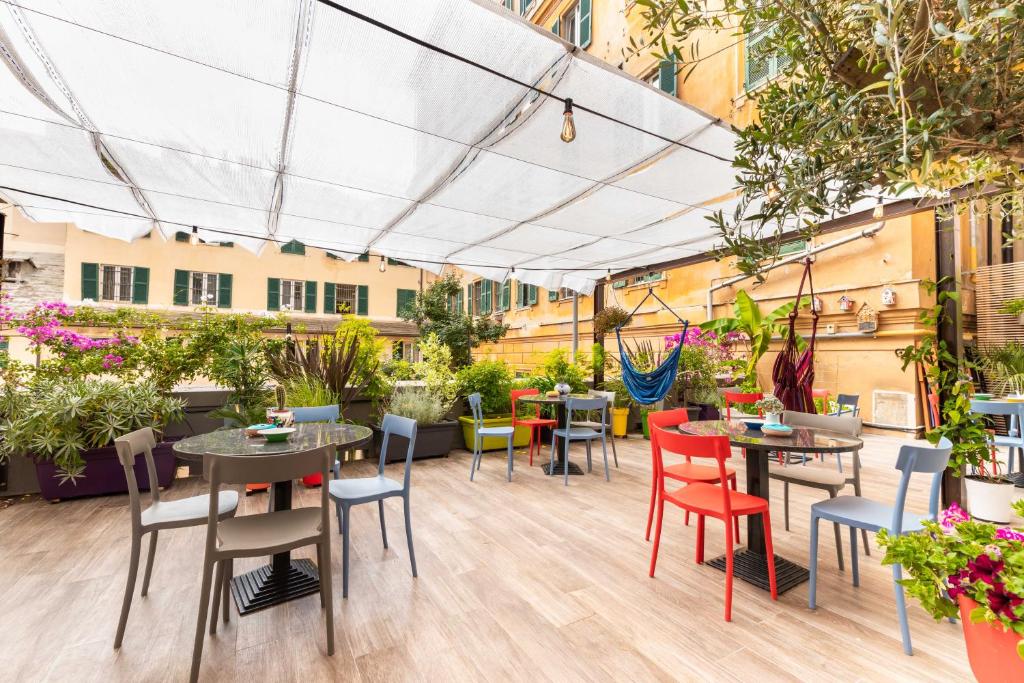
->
0, 0, 881, 294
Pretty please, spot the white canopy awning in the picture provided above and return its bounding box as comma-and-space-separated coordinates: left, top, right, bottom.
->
0, 0, 880, 294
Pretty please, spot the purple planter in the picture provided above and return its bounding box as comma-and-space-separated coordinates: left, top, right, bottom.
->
34, 439, 179, 502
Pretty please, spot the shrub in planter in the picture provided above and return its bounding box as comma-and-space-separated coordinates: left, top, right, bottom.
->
457, 359, 531, 450
879, 501, 1024, 680
379, 387, 458, 462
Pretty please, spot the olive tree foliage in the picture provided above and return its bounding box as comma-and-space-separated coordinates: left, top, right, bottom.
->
631, 0, 1024, 278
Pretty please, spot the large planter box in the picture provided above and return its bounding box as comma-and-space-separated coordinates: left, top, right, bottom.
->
458, 415, 531, 451
958, 596, 1024, 683
34, 439, 179, 502
375, 420, 459, 463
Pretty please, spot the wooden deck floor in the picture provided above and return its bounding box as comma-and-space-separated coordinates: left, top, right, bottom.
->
0, 432, 972, 682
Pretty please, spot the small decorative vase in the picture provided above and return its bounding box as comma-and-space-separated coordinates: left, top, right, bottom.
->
765, 412, 782, 425
554, 382, 571, 396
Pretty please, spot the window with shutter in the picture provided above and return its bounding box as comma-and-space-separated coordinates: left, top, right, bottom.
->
304, 280, 317, 313
356, 285, 368, 315
189, 271, 220, 305
131, 267, 149, 304
218, 273, 232, 308
99, 264, 134, 302
480, 281, 492, 315
267, 278, 280, 311
396, 288, 417, 317
358, 252, 369, 262
174, 269, 190, 305
279, 279, 304, 311
547, 289, 558, 302
528, 284, 538, 305
500, 280, 511, 311
81, 262, 99, 301
520, 0, 532, 16
744, 27, 787, 90
281, 240, 306, 255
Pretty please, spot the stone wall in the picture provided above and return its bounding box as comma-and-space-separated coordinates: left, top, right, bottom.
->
2, 251, 65, 311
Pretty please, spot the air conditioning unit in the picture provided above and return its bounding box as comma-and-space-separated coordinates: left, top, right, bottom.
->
872, 390, 917, 428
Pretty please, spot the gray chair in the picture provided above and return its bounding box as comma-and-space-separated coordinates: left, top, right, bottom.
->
970, 398, 1024, 474
571, 389, 618, 468
113, 427, 238, 650
831, 393, 860, 417
808, 438, 952, 656
551, 396, 609, 485
290, 404, 342, 475
467, 392, 516, 482
767, 411, 868, 570
190, 445, 334, 683
328, 413, 418, 598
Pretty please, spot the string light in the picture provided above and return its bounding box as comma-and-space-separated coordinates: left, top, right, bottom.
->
560, 98, 576, 143
872, 199, 884, 220
189, 225, 200, 245
606, 268, 612, 283
379, 255, 387, 272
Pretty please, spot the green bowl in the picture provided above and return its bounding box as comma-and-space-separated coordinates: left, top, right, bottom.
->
261, 427, 295, 443
974, 394, 993, 401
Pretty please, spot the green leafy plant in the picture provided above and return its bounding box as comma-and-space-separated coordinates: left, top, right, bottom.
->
0, 377, 183, 481
282, 375, 339, 408
593, 305, 631, 335
457, 359, 514, 416
999, 299, 1024, 317
388, 387, 448, 425
603, 377, 634, 409
411, 333, 459, 412
981, 341, 1024, 396
209, 336, 274, 427
700, 290, 808, 382
537, 348, 589, 392
879, 501, 1024, 659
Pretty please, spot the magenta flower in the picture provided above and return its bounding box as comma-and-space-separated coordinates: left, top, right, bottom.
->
986, 581, 1024, 620
996, 527, 1024, 542
967, 554, 1005, 585
939, 502, 969, 532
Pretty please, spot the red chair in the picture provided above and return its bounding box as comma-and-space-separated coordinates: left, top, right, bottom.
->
645, 409, 739, 542
812, 388, 830, 414
648, 427, 778, 621
511, 388, 556, 466
723, 390, 763, 419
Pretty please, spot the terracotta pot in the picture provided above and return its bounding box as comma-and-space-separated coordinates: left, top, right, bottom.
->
958, 597, 1024, 683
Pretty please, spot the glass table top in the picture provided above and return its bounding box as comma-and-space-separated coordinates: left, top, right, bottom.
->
677, 419, 863, 453
172, 422, 373, 461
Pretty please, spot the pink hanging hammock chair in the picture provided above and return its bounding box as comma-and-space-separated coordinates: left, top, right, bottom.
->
772, 258, 819, 413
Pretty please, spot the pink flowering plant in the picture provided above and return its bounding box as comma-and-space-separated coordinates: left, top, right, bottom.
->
878, 500, 1024, 658
666, 328, 736, 406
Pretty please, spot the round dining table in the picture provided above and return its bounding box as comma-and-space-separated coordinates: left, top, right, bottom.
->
173, 422, 372, 614
517, 393, 592, 476
678, 419, 863, 594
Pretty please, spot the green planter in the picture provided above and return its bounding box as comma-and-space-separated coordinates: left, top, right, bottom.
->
458, 415, 532, 451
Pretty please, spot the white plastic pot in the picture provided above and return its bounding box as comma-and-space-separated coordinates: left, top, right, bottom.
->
964, 476, 1020, 523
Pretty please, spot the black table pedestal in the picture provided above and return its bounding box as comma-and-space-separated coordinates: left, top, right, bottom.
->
541, 461, 586, 476
230, 479, 321, 615
540, 401, 584, 476
705, 549, 809, 594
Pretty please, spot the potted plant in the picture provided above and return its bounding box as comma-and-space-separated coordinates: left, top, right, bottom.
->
879, 501, 1024, 681
593, 305, 631, 336
456, 359, 531, 450
0, 377, 184, 501
981, 341, 1024, 397
998, 298, 1024, 326
669, 328, 731, 421
604, 377, 632, 437
754, 394, 784, 425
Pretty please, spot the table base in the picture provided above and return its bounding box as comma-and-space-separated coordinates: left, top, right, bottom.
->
230, 558, 320, 615
705, 549, 809, 594
541, 461, 585, 476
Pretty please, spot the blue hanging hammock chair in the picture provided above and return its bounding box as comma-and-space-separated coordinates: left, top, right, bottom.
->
614, 288, 689, 405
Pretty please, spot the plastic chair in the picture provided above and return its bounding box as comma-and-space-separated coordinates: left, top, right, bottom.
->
644, 408, 739, 541
648, 427, 778, 621
812, 388, 830, 412
190, 445, 334, 682
808, 438, 952, 655
970, 399, 1024, 474
291, 405, 341, 485
572, 389, 619, 468
723, 390, 763, 419
511, 388, 556, 466
768, 411, 868, 571
112, 427, 238, 650
831, 393, 860, 417
467, 392, 516, 481
550, 396, 609, 485
328, 414, 418, 598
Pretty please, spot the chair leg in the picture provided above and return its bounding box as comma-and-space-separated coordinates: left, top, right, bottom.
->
893, 563, 913, 655
141, 530, 158, 597
342, 505, 351, 599
850, 526, 860, 587
685, 510, 690, 527
334, 499, 343, 532
724, 519, 735, 622
210, 560, 224, 635
645, 475, 658, 541
762, 510, 778, 601
730, 478, 740, 542
862, 529, 871, 557
507, 438, 513, 482
113, 532, 142, 649
223, 559, 232, 624
610, 432, 618, 468
320, 539, 335, 656
549, 435, 556, 475
528, 427, 534, 467
469, 442, 479, 482
404, 494, 418, 578
783, 482, 790, 531
189, 557, 215, 683
601, 437, 610, 482
649, 497, 666, 577
585, 441, 592, 473
378, 499, 389, 549
696, 514, 705, 564
317, 543, 326, 608
563, 436, 571, 486
808, 513, 820, 609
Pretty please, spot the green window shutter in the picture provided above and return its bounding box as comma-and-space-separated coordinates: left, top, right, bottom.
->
131, 267, 149, 304
551, 18, 559, 35
659, 57, 677, 97
304, 280, 317, 313
281, 240, 305, 255
81, 262, 99, 301
324, 282, 336, 314
357, 252, 369, 262
218, 241, 233, 248
520, 0, 531, 15
481, 281, 492, 315
456, 288, 464, 313
579, 0, 591, 48
466, 284, 473, 315
528, 284, 538, 305
267, 278, 280, 311
548, 289, 558, 302
217, 273, 232, 308
174, 231, 189, 242
503, 0, 512, 9
744, 29, 770, 90
397, 288, 417, 317
173, 269, 189, 305
356, 285, 368, 316
500, 280, 511, 311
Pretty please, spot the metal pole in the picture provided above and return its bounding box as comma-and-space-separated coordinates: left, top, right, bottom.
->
570, 292, 579, 363
592, 281, 605, 389
0, 211, 5, 300
935, 212, 963, 506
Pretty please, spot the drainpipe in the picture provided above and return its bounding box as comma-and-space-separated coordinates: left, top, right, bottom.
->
705, 220, 886, 319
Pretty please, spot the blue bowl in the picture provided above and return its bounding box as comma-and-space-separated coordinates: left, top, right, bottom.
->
742, 419, 764, 431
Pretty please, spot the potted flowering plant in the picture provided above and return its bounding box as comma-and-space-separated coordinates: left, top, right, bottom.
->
667, 328, 731, 421
878, 501, 1024, 681
753, 394, 784, 425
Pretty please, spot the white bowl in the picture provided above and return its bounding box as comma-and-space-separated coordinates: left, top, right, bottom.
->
261, 427, 296, 442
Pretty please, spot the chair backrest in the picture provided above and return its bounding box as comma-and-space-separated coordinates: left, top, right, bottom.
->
651, 427, 734, 515
566, 396, 606, 431
890, 437, 953, 533
114, 427, 160, 527
835, 393, 860, 416
812, 388, 830, 399
511, 388, 539, 422
588, 390, 615, 424
647, 408, 691, 469
376, 413, 418, 490
288, 404, 339, 423
467, 393, 484, 432
723, 390, 763, 419
782, 410, 862, 437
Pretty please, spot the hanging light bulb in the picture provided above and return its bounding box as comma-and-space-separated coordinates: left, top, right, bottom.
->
379, 255, 387, 273
872, 199, 884, 220
560, 98, 576, 143
606, 269, 612, 283
189, 225, 200, 246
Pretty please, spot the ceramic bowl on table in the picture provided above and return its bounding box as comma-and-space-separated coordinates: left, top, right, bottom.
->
1006, 395, 1024, 403
260, 427, 296, 443
245, 423, 275, 438
741, 419, 764, 432
761, 423, 794, 437
974, 393, 994, 401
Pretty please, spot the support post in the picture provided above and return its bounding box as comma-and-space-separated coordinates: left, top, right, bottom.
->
593, 282, 604, 390
935, 212, 963, 506
570, 292, 578, 363
0, 211, 5, 300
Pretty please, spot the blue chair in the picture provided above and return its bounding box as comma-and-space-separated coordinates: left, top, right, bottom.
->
808, 438, 952, 655
467, 392, 517, 482
289, 404, 342, 477
328, 413, 418, 598
551, 396, 609, 486
970, 399, 1024, 474
830, 393, 860, 417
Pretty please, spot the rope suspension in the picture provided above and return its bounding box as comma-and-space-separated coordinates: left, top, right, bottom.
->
615, 287, 689, 405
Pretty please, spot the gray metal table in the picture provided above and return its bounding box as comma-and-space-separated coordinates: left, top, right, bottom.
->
517, 393, 591, 476
174, 423, 372, 614
678, 419, 863, 594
